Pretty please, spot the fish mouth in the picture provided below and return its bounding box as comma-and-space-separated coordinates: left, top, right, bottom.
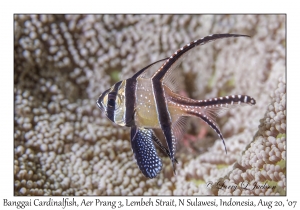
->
97, 89, 109, 112
96, 96, 104, 111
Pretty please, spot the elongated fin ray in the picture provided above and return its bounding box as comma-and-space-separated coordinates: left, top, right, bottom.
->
198, 112, 227, 154
166, 83, 256, 118
130, 127, 163, 178
198, 94, 256, 119
153, 34, 250, 81
206, 102, 251, 119
185, 110, 227, 153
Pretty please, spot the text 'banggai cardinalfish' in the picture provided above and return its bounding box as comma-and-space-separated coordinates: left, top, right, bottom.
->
97, 34, 256, 179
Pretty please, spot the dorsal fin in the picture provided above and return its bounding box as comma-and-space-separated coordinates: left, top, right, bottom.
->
163, 66, 184, 93
131, 57, 169, 79
152, 34, 250, 82
139, 59, 167, 79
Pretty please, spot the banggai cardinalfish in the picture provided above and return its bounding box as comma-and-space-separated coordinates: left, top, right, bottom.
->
97, 34, 256, 178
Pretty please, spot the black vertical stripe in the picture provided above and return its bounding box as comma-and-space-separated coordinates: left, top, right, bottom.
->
124, 78, 136, 127
124, 57, 169, 127
112, 81, 122, 92
152, 79, 175, 162
106, 81, 122, 123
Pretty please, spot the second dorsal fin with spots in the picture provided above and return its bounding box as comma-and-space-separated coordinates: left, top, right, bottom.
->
167, 91, 256, 153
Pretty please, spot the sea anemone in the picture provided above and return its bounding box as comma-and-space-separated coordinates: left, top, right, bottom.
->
14, 14, 285, 195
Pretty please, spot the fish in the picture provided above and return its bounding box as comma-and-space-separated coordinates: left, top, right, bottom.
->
97, 34, 256, 179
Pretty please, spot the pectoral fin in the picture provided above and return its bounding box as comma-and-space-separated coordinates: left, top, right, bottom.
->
132, 58, 169, 79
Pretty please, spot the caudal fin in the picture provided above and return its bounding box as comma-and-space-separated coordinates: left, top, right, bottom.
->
185, 94, 256, 153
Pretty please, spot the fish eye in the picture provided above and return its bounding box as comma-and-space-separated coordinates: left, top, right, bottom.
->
108, 98, 115, 107
107, 92, 121, 110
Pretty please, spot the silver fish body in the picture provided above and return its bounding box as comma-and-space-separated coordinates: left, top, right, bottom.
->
97, 34, 256, 178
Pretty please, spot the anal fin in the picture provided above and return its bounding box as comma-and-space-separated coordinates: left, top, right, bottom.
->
152, 131, 178, 164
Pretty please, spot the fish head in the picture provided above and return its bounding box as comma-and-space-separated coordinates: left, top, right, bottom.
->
97, 80, 127, 126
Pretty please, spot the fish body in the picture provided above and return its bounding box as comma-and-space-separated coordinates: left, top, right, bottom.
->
97, 34, 256, 178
